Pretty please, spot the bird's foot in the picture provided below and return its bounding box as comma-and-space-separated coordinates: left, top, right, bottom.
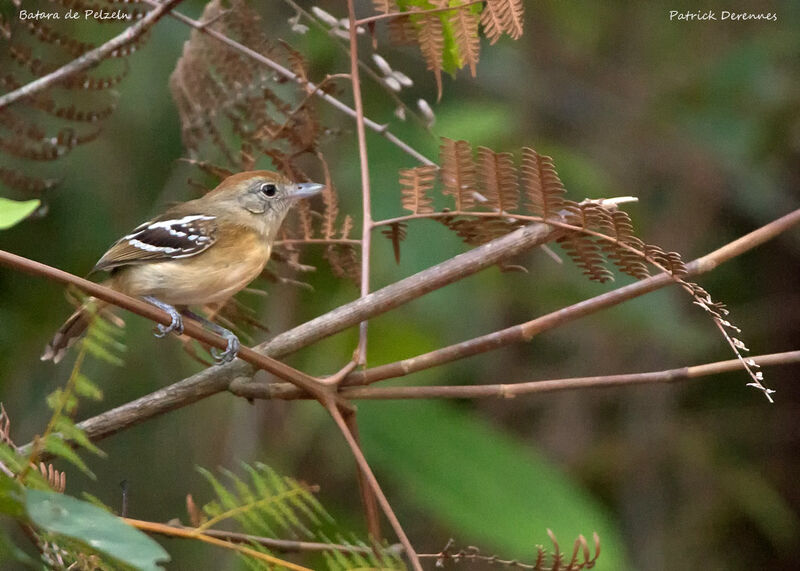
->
210, 328, 240, 364
143, 296, 184, 338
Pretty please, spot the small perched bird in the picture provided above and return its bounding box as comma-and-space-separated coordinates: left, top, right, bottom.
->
42, 171, 323, 364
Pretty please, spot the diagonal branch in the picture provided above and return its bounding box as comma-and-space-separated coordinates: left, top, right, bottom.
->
73, 221, 560, 441
0, 250, 349, 410
43, 207, 797, 443
324, 399, 422, 570
140, 0, 434, 166
0, 0, 184, 110
232, 208, 800, 398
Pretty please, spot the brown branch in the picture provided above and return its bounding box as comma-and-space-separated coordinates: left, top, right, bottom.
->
355, 0, 484, 26
0, 0, 184, 110
132, 520, 402, 554
324, 399, 422, 571
344, 350, 800, 399
140, 0, 435, 166
281, 0, 429, 130
231, 208, 800, 399
274, 238, 362, 246
26, 208, 794, 443
123, 518, 312, 570
72, 221, 559, 442
0, 249, 349, 411
347, 0, 374, 366
229, 350, 800, 401
341, 208, 800, 387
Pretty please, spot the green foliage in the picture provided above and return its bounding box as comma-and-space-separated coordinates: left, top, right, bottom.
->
198, 462, 405, 570
0, 198, 40, 230
358, 400, 626, 569
26, 489, 170, 570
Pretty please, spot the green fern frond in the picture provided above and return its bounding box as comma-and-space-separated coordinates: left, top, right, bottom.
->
195, 463, 406, 570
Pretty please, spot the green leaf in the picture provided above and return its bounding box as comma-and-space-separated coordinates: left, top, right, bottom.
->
25, 489, 170, 571
0, 530, 38, 568
43, 437, 95, 479
0, 198, 40, 230
0, 473, 25, 517
53, 417, 105, 457
74, 373, 104, 401
358, 400, 626, 569
82, 337, 125, 367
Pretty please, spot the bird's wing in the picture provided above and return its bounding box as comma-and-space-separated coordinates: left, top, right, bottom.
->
93, 213, 218, 272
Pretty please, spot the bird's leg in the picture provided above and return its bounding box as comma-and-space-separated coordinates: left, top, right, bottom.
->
182, 310, 240, 364
143, 296, 184, 337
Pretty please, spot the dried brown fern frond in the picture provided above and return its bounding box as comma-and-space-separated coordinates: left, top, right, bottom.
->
597, 210, 650, 279
440, 137, 476, 211
387, 15, 418, 45
430, 531, 600, 570
439, 214, 522, 249
170, 0, 324, 176
521, 148, 566, 220
557, 232, 613, 284
372, 0, 398, 15
477, 146, 518, 212
385, 139, 772, 399
324, 215, 360, 284
0, 403, 13, 448
0, 0, 149, 197
400, 165, 437, 214
0, 165, 58, 194
413, 9, 445, 100
37, 462, 66, 493
382, 222, 408, 264
450, 6, 481, 77
481, 0, 525, 44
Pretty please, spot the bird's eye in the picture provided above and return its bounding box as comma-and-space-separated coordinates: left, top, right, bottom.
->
260, 183, 277, 197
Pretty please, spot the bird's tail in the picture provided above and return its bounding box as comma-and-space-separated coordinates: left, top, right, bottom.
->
41, 298, 109, 364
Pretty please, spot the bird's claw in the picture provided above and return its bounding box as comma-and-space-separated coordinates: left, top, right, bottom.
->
211, 331, 240, 364
153, 311, 183, 338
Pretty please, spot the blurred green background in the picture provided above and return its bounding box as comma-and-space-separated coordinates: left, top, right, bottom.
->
1, 0, 799, 569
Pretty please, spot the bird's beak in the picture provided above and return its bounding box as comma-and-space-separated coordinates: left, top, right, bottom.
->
291, 182, 325, 200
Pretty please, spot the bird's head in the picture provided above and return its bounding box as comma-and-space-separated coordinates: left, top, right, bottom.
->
207, 170, 325, 234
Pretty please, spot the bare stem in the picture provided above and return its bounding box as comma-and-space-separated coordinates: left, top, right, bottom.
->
355, 0, 484, 26
0, 0, 184, 110
347, 0, 374, 366
231, 350, 800, 401
324, 400, 423, 571
132, 521, 402, 554
124, 518, 312, 571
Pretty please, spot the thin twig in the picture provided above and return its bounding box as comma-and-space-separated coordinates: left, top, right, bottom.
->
139, 0, 434, 166
324, 399, 423, 571
0, 0, 184, 110
347, 0, 375, 367
230, 350, 800, 400
281, 0, 429, 130
145, 522, 403, 554
123, 518, 312, 571
355, 0, 484, 26
274, 238, 362, 246
233, 208, 800, 398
